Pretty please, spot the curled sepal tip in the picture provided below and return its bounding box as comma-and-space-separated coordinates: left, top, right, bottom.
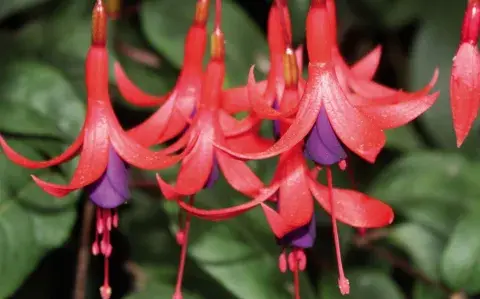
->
92, 0, 108, 46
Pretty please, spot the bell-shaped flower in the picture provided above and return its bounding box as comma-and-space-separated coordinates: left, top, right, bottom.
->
178, 44, 394, 296
114, 0, 209, 147
0, 2, 185, 297
224, 0, 304, 138
155, 8, 273, 296
214, 0, 439, 164
450, 0, 480, 147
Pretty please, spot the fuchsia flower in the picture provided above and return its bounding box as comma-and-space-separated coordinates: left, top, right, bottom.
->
153, 2, 274, 298
215, 0, 439, 165
114, 0, 209, 147
178, 44, 394, 297
450, 0, 480, 147
0, 2, 185, 297
114, 0, 265, 147
176, 3, 393, 295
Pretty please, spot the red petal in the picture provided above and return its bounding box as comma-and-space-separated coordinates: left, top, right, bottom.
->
348, 78, 398, 98
114, 62, 169, 107
320, 65, 385, 163
176, 184, 279, 221
350, 46, 382, 80
108, 110, 186, 170
221, 80, 268, 114
248, 66, 297, 119
260, 203, 293, 238
355, 69, 440, 129
213, 64, 324, 160
127, 96, 194, 147
0, 131, 83, 169
215, 148, 265, 197
32, 107, 110, 197
308, 178, 394, 227
451, 43, 480, 147
277, 151, 314, 229
219, 111, 259, 137
159, 129, 214, 198
226, 131, 274, 154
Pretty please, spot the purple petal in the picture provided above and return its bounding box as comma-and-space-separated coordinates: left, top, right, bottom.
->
87, 147, 129, 209
204, 155, 220, 189
272, 99, 281, 140
278, 214, 317, 249
304, 106, 347, 165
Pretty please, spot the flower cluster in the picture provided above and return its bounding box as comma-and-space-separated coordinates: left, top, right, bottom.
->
11, 0, 480, 298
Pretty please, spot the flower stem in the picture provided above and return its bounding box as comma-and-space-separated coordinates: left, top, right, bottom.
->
354, 232, 453, 295
73, 200, 95, 299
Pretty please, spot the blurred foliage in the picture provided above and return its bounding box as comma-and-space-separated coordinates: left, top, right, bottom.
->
0, 0, 478, 298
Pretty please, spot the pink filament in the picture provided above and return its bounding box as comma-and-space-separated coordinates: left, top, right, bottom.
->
173, 195, 196, 299
92, 207, 119, 299
326, 167, 350, 295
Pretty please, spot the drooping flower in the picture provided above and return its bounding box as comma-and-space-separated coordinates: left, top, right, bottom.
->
450, 0, 480, 147
155, 3, 274, 297
214, 0, 439, 165
178, 34, 394, 296
114, 0, 265, 147
0, 2, 185, 297
114, 0, 209, 147
223, 0, 303, 136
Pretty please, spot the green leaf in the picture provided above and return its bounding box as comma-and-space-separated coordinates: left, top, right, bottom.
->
441, 205, 480, 293
369, 152, 479, 235
385, 125, 424, 152
0, 60, 84, 138
124, 266, 204, 299
287, 0, 308, 43
0, 0, 50, 21
112, 19, 178, 108
121, 190, 234, 299
319, 269, 405, 299
412, 281, 446, 299
0, 141, 78, 298
388, 223, 445, 281
361, 0, 425, 28
141, 0, 268, 86
409, 0, 480, 154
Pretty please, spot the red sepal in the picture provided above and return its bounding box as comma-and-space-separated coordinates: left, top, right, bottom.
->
177, 185, 279, 221
353, 69, 440, 129
275, 149, 315, 230
127, 94, 195, 147
316, 65, 385, 163
221, 80, 267, 114
450, 43, 480, 147
32, 107, 110, 197
156, 123, 214, 198
108, 109, 188, 170
114, 62, 169, 107
0, 131, 83, 169
248, 66, 298, 120
308, 177, 394, 228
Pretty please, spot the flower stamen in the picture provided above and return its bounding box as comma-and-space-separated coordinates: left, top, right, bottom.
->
173, 195, 195, 299
326, 167, 350, 295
